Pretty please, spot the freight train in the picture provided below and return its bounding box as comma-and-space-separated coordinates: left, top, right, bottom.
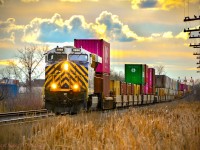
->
44, 39, 192, 114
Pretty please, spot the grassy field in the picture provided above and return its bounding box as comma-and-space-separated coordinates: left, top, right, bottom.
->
0, 92, 43, 113
0, 99, 199, 150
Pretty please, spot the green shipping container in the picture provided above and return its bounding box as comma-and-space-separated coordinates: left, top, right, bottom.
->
125, 64, 145, 85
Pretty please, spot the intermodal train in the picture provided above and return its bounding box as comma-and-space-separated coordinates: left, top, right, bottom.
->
44, 39, 192, 114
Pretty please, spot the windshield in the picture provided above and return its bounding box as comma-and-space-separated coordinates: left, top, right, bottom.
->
48, 54, 67, 62
68, 54, 88, 62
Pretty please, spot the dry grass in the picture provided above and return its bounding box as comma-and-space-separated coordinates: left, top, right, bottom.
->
0, 90, 44, 112
0, 99, 199, 150
19, 99, 199, 150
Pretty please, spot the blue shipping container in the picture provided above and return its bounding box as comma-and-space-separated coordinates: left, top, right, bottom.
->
0, 84, 19, 99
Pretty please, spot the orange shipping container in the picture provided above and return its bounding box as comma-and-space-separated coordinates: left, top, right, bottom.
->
94, 73, 110, 97
127, 83, 132, 95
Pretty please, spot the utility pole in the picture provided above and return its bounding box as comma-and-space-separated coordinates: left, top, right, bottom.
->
184, 14, 200, 73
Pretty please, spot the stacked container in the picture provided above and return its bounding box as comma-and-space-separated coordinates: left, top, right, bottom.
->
148, 68, 155, 94
127, 83, 133, 106
125, 64, 148, 105
74, 39, 110, 74
125, 64, 145, 85
94, 74, 110, 97
120, 82, 128, 107
74, 39, 112, 109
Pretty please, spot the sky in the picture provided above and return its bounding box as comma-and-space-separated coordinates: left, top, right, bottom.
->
0, 0, 200, 82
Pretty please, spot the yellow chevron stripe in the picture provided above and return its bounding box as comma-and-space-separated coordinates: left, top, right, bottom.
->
61, 80, 70, 87
44, 76, 52, 88
45, 65, 54, 74
60, 74, 70, 87
72, 62, 88, 80
70, 67, 87, 89
45, 70, 59, 87
54, 71, 65, 82
80, 65, 88, 75
69, 62, 88, 87
45, 61, 62, 77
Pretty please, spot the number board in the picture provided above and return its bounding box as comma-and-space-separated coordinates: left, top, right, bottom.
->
56, 47, 64, 52
72, 48, 81, 52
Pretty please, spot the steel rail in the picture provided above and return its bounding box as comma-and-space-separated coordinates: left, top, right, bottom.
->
0, 109, 54, 124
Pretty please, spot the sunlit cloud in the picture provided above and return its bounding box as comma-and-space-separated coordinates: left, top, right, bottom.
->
60, 0, 81, 2
175, 31, 189, 40
111, 49, 193, 60
130, 0, 199, 10
0, 11, 189, 45
0, 18, 24, 44
22, 11, 143, 43
21, 0, 39, 2
0, 0, 4, 5
186, 67, 200, 71
163, 31, 173, 38
0, 59, 16, 66
158, 0, 198, 10
60, 0, 99, 2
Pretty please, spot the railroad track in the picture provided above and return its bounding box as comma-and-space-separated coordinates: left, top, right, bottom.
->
0, 109, 54, 124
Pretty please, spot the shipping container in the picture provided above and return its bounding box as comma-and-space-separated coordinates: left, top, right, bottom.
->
131, 84, 135, 95
110, 80, 114, 96
94, 73, 110, 97
120, 82, 127, 95
155, 75, 171, 88
127, 83, 132, 95
132, 84, 140, 95
148, 68, 155, 94
136, 85, 141, 95
0, 84, 19, 99
172, 79, 177, 90
0, 79, 19, 85
144, 65, 148, 94
114, 81, 120, 95
74, 39, 110, 74
125, 64, 145, 85
179, 83, 184, 91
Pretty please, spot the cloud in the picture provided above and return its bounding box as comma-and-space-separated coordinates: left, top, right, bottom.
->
0, 18, 24, 44
22, 11, 143, 43
22, 13, 95, 43
60, 0, 98, 2
94, 11, 141, 42
21, 0, 39, 2
1, 11, 190, 45
158, 0, 198, 10
0, 0, 4, 5
163, 31, 173, 38
60, 0, 81, 2
130, 0, 199, 10
175, 31, 189, 40
0, 59, 15, 66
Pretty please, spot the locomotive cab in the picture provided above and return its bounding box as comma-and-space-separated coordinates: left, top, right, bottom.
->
44, 46, 102, 114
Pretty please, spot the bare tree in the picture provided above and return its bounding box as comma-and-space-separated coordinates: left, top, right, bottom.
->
155, 65, 166, 75
0, 61, 22, 81
110, 69, 124, 81
15, 45, 48, 93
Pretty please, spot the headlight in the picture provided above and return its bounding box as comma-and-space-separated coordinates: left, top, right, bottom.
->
63, 62, 69, 71
73, 83, 79, 91
51, 83, 57, 89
